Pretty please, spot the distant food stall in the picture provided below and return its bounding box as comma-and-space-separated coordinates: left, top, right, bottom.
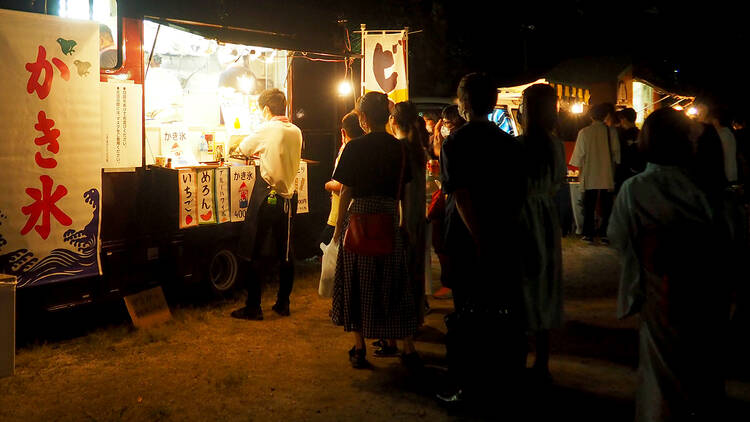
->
494, 78, 591, 139
617, 64, 695, 126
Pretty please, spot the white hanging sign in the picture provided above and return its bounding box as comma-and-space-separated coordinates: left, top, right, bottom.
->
197, 169, 216, 224
178, 169, 198, 229
214, 167, 230, 224
230, 166, 255, 222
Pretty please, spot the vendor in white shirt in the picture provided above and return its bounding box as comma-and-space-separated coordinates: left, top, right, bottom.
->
569, 103, 621, 243
231, 88, 303, 321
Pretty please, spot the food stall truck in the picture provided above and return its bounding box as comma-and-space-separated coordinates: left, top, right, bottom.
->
0, 1, 344, 311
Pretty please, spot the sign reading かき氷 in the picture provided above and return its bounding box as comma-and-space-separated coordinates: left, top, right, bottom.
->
0, 9, 102, 288
230, 166, 255, 223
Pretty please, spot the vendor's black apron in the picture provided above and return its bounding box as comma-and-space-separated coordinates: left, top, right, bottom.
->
236, 173, 297, 261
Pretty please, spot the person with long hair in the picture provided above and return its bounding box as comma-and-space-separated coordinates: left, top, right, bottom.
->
609, 108, 732, 420
517, 84, 566, 381
330, 92, 419, 369
391, 101, 429, 315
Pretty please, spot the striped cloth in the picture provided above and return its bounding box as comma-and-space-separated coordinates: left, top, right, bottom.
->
330, 196, 419, 339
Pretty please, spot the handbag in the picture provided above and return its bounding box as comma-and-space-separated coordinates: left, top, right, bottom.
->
343, 140, 406, 256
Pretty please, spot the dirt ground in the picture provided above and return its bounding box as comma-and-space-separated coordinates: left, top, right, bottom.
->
1, 238, 749, 421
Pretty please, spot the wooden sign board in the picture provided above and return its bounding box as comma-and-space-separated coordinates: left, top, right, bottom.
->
123, 287, 172, 328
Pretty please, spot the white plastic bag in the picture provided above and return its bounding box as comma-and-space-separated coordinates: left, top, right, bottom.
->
319, 239, 338, 298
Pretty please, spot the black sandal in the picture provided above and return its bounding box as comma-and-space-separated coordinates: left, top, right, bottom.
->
373, 345, 400, 357
348, 346, 369, 369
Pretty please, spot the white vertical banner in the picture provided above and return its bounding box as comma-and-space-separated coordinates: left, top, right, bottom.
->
0, 10, 101, 287
230, 166, 255, 222
214, 167, 230, 224
361, 29, 408, 104
178, 169, 198, 229
101, 82, 143, 168
197, 169, 216, 224
294, 161, 309, 214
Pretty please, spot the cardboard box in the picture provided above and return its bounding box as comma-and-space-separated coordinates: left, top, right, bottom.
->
0, 274, 16, 378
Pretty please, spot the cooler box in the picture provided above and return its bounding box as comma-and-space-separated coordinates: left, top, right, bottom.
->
0, 274, 16, 378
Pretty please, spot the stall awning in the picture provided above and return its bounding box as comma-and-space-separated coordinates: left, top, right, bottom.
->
120, 0, 342, 55
548, 82, 591, 105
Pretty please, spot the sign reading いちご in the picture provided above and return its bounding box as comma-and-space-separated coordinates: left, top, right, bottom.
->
0, 9, 102, 288
230, 166, 255, 223
178, 169, 199, 229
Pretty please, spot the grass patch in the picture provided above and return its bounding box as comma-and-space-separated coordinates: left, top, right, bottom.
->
215, 371, 247, 390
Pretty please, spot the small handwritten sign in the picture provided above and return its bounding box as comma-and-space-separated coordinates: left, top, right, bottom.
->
123, 286, 171, 328
294, 161, 309, 214
197, 169, 216, 224
178, 169, 198, 229
214, 167, 230, 224
230, 165, 255, 222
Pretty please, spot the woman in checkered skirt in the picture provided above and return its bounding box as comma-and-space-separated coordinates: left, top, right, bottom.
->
331, 92, 420, 369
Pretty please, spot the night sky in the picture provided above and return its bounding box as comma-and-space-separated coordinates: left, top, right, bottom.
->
332, 1, 747, 105
1, 0, 746, 106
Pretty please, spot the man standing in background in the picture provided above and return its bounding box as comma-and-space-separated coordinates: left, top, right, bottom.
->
570, 103, 620, 244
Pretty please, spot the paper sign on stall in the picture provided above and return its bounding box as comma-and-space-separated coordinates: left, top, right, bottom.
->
294, 161, 309, 214
197, 169, 216, 224
178, 169, 198, 229
214, 167, 230, 224
101, 82, 143, 168
161, 124, 198, 167
230, 166, 255, 222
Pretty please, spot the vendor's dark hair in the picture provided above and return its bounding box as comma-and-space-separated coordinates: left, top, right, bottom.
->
522, 84, 559, 180
457, 72, 497, 116
639, 108, 692, 166
618, 108, 637, 124
441, 104, 465, 126
357, 91, 390, 127
258, 88, 286, 116
341, 111, 364, 139
392, 101, 427, 167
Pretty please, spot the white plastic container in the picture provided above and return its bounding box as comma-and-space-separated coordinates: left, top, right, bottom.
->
0, 274, 16, 378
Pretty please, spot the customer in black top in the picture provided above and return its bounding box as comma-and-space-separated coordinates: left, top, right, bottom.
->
615, 107, 643, 192
437, 73, 527, 405
330, 92, 419, 370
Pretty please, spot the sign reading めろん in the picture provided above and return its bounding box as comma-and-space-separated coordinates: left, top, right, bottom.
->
0, 9, 102, 288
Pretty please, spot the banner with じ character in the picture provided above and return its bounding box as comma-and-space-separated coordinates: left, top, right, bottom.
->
0, 9, 102, 288
361, 29, 408, 104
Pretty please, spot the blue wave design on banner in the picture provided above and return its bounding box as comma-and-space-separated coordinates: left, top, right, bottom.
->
0, 188, 100, 288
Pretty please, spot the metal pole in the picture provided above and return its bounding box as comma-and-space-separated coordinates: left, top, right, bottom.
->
360, 24, 366, 96
404, 27, 409, 100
